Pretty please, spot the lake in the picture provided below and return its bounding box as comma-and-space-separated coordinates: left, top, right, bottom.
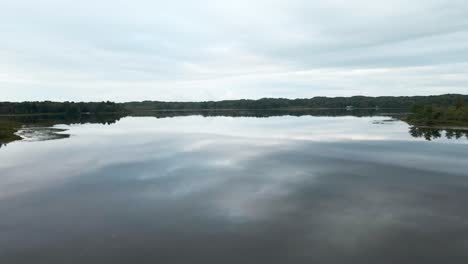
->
1, 112, 468, 263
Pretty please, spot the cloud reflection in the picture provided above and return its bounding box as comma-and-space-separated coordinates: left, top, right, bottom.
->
1, 116, 468, 263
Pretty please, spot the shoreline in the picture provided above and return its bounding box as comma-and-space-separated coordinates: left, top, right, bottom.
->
403, 117, 468, 131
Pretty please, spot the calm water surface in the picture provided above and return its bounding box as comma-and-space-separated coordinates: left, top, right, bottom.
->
1, 114, 468, 263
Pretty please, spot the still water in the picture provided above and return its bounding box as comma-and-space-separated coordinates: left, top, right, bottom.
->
1, 114, 468, 263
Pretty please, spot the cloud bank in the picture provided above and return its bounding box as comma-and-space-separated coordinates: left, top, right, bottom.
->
1, 0, 468, 101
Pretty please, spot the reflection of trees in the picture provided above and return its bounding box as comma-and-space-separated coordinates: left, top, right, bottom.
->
3, 113, 123, 127
445, 130, 465, 139
409, 126, 468, 141
131, 109, 405, 119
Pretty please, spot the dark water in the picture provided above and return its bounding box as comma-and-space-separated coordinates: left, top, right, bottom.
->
1, 114, 468, 263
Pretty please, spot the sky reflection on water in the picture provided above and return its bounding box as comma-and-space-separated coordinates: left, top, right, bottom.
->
1, 115, 468, 263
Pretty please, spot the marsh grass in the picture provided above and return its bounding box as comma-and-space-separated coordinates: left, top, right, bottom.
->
0, 120, 22, 143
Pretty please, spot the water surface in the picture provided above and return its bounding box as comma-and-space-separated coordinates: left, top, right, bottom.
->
1, 114, 467, 263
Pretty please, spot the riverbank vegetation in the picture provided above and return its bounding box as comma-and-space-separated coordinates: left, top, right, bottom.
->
406, 99, 468, 127
0, 120, 22, 144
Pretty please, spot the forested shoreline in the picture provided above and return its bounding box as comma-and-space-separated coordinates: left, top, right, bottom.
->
1, 94, 468, 144
123, 94, 468, 111
1, 94, 467, 114
0, 101, 126, 115
406, 100, 468, 127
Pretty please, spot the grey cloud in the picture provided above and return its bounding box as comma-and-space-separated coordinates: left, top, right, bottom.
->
0, 0, 467, 101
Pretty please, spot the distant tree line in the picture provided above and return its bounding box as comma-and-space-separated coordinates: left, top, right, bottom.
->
123, 94, 468, 111
0, 101, 126, 115
2, 94, 467, 115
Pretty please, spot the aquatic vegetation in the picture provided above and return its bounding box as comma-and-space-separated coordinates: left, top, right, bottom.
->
0, 120, 22, 144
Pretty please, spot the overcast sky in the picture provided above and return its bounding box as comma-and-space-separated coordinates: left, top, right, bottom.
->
1, 0, 468, 102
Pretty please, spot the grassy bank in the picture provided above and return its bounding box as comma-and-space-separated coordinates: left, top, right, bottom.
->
0, 120, 22, 143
